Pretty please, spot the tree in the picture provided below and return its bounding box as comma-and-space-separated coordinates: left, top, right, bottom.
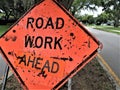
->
87, 15, 95, 24
57, 0, 74, 10
102, 0, 120, 27
80, 14, 95, 24
0, 0, 74, 22
0, 0, 14, 21
70, 0, 102, 16
96, 12, 110, 25
70, 0, 120, 27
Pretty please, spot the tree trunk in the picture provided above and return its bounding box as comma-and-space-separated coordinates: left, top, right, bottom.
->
57, 0, 74, 10
114, 17, 119, 27
34, 0, 74, 10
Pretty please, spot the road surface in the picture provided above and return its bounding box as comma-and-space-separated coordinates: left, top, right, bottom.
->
0, 55, 7, 80
87, 27, 120, 79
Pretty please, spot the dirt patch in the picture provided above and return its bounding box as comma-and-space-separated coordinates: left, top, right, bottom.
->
0, 58, 116, 90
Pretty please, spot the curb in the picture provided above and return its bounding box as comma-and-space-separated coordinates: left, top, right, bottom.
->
97, 54, 120, 89
8, 70, 13, 78
0, 70, 13, 84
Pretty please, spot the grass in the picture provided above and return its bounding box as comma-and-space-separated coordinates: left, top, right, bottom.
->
0, 25, 10, 36
88, 25, 120, 35
0, 13, 5, 18
0, 13, 13, 36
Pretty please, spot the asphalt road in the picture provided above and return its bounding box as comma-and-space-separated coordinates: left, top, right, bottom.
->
0, 55, 7, 80
87, 27, 120, 79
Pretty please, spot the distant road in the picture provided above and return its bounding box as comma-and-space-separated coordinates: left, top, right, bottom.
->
87, 27, 120, 79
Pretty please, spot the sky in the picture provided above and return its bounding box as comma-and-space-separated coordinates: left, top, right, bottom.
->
80, 7, 103, 17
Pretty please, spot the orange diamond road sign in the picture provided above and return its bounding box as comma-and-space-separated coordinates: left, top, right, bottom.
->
0, 0, 100, 89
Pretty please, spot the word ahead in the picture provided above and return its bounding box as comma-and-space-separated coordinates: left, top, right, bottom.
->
17, 54, 59, 75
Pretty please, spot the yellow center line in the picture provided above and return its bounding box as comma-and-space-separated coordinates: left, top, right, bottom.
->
97, 54, 120, 86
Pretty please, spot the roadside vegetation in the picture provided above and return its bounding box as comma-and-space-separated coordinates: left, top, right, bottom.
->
0, 0, 119, 27
0, 25, 10, 35
88, 25, 120, 35
0, 0, 119, 35
0, 13, 4, 18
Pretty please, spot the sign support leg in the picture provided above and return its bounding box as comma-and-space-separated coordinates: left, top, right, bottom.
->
1, 65, 9, 90
68, 78, 72, 90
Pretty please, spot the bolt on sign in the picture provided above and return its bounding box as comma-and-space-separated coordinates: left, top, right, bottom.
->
0, 0, 100, 89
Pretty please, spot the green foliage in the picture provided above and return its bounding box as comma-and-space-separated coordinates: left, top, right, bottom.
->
57, 0, 74, 10
71, 0, 120, 27
0, 13, 5, 18
78, 14, 95, 24
0, 25, 10, 35
70, 0, 103, 16
91, 25, 120, 35
96, 12, 110, 25
0, 0, 74, 22
0, 0, 14, 20
101, 0, 120, 27
1, 0, 119, 27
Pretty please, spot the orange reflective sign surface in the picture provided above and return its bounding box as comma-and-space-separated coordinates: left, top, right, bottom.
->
0, 0, 99, 89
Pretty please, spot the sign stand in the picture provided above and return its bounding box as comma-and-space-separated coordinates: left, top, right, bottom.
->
1, 65, 9, 90
68, 78, 72, 90
1, 66, 72, 90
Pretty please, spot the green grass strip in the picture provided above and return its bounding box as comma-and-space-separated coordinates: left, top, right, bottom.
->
0, 25, 10, 36
89, 25, 120, 35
